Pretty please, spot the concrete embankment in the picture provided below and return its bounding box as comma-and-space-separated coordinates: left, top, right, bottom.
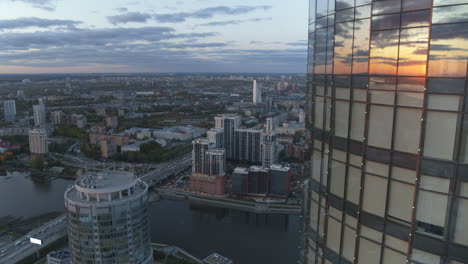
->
157, 188, 302, 215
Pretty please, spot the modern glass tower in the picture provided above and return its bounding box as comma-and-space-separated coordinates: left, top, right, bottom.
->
64, 171, 152, 264
305, 1, 468, 263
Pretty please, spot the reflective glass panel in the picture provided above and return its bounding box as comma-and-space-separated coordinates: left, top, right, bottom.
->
356, 0, 371, 5
370, 29, 399, 75
353, 19, 370, 74
336, 0, 355, 10
355, 5, 371, 19
336, 8, 355, 23
326, 27, 335, 74
401, 10, 431, 28
309, 0, 317, 24
372, 14, 401, 30
314, 28, 327, 74
434, 0, 468, 6
397, 77, 425, 92
398, 27, 429, 76
369, 76, 396, 90
428, 24, 468, 77
328, 0, 335, 14
402, 0, 432, 11
334, 22, 354, 74
433, 5, 468, 24
317, 0, 328, 18
373, 0, 402, 15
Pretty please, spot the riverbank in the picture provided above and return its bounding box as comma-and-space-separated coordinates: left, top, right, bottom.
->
157, 188, 302, 215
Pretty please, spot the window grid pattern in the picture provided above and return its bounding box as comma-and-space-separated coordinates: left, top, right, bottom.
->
305, 0, 468, 264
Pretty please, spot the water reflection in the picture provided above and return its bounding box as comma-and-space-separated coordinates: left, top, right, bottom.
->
149, 200, 300, 264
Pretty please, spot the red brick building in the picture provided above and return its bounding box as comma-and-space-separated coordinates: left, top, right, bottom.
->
285, 144, 308, 161
189, 173, 226, 195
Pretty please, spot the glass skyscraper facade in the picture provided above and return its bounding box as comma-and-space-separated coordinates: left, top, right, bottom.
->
305, 0, 468, 263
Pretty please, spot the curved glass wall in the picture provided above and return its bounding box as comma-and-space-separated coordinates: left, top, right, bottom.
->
65, 180, 152, 264
305, 0, 468, 263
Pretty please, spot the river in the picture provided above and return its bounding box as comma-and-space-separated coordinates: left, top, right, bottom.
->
0, 172, 301, 264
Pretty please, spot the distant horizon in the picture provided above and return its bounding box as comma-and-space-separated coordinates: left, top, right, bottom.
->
0, 71, 306, 76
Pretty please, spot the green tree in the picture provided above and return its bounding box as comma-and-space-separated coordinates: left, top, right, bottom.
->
29, 156, 44, 170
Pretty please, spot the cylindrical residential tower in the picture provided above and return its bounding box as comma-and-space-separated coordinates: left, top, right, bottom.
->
64, 171, 152, 264
305, 0, 468, 264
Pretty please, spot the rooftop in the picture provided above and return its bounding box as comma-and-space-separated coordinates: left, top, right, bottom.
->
48, 249, 71, 260
270, 164, 291, 172
76, 170, 136, 191
203, 253, 233, 264
234, 167, 249, 173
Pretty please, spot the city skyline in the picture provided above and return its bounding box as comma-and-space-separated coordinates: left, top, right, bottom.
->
0, 0, 308, 74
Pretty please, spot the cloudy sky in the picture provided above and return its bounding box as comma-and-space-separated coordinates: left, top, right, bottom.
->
0, 0, 308, 74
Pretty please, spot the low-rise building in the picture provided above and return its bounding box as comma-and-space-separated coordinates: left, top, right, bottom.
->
190, 174, 226, 196
275, 121, 305, 135
153, 125, 206, 141
105, 116, 118, 128
203, 253, 233, 264
47, 249, 71, 264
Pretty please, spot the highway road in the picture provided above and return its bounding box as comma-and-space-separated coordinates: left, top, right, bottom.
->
0, 216, 67, 264
140, 154, 191, 186
0, 154, 191, 264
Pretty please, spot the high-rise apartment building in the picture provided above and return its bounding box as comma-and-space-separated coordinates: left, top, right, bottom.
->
261, 132, 277, 168
253, 80, 262, 104
64, 171, 152, 263
215, 114, 241, 160
51, 110, 65, 125
205, 149, 226, 176
305, 1, 468, 264
207, 128, 224, 148
3, 100, 16, 122
192, 138, 213, 175
234, 128, 262, 163
33, 103, 46, 127
190, 138, 226, 195
28, 128, 48, 155
266, 117, 276, 132
299, 109, 306, 124
265, 96, 274, 114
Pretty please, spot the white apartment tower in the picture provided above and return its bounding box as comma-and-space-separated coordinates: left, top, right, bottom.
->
207, 128, 224, 149
28, 128, 48, 155
64, 171, 152, 264
253, 80, 262, 104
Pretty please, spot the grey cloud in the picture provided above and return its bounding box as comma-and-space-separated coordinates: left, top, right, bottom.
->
11, 0, 57, 11
164, 42, 229, 49
197, 17, 271, 27
153, 5, 271, 23
107, 12, 152, 25
0, 17, 82, 30
286, 40, 307, 46
0, 40, 305, 72
0, 27, 217, 50
117, 7, 128, 12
